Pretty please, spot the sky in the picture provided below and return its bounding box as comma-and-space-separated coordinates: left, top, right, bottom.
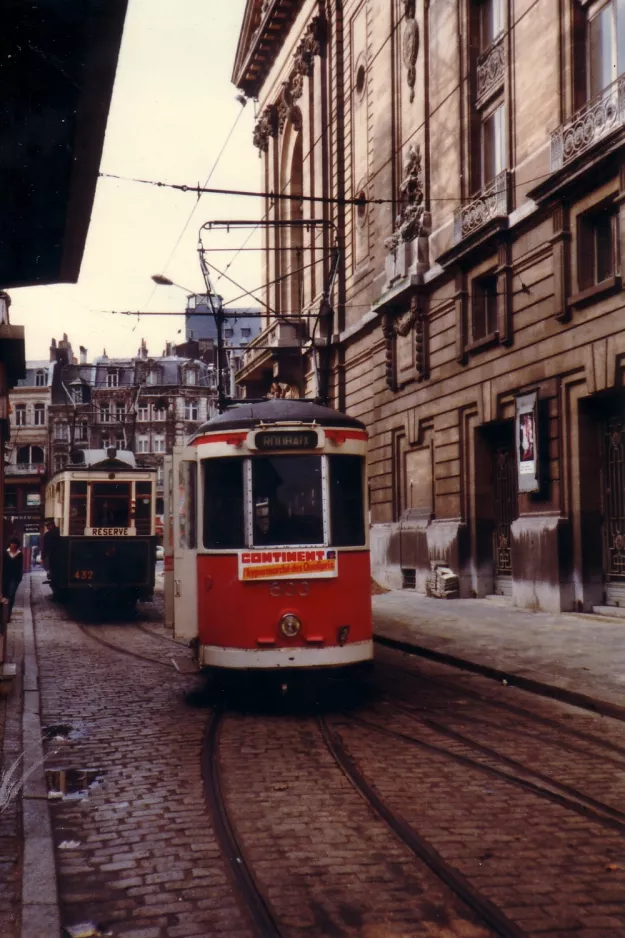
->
9, 0, 262, 363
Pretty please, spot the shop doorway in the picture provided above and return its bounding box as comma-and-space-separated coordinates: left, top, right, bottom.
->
600, 411, 625, 606
492, 426, 518, 596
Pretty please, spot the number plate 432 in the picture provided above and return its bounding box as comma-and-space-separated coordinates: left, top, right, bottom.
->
269, 580, 309, 596
73, 570, 94, 580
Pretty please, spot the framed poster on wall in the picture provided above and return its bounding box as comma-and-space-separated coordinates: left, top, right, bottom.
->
516, 391, 539, 493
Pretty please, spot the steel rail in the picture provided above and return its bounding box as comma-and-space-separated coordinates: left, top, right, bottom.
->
318, 716, 528, 938
202, 711, 284, 938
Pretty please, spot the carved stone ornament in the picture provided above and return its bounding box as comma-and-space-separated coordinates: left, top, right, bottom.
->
384, 143, 426, 254
277, 80, 302, 132
402, 4, 419, 103
276, 15, 326, 134
381, 294, 428, 391
253, 104, 278, 153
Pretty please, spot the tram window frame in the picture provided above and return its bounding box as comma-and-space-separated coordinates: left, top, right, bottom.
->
90, 481, 131, 528
69, 481, 88, 535
135, 480, 153, 535
203, 458, 245, 549
329, 455, 366, 547
251, 454, 324, 547
178, 462, 197, 550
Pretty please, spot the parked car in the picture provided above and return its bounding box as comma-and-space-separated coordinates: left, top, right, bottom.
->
156, 545, 164, 561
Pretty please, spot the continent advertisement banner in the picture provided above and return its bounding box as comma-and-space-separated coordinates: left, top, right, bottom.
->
238, 549, 338, 581
516, 391, 540, 493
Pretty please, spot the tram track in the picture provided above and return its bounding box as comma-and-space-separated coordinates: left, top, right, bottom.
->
334, 711, 625, 834
202, 710, 284, 938
376, 655, 625, 760
318, 716, 527, 938
75, 622, 180, 672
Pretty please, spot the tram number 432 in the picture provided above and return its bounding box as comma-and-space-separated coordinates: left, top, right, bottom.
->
73, 570, 94, 580
269, 580, 309, 597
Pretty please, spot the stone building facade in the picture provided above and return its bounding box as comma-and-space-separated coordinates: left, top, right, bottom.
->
234, 0, 625, 612
47, 337, 218, 515
4, 360, 53, 549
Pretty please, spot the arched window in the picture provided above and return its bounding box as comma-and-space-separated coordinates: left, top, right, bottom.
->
35, 369, 46, 387
16, 445, 44, 465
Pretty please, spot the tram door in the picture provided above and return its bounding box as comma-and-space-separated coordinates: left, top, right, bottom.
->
600, 413, 625, 606
172, 447, 199, 642
163, 455, 175, 630
493, 427, 518, 597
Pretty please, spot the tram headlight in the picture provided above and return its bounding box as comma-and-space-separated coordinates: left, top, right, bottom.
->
279, 614, 301, 639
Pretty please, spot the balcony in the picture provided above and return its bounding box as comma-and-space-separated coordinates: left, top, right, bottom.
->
551, 76, 625, 172
453, 170, 510, 245
235, 318, 305, 391
6, 463, 46, 476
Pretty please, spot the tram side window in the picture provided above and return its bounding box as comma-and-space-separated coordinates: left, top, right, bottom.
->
91, 482, 131, 528
329, 455, 366, 547
69, 482, 88, 535
135, 481, 152, 535
203, 458, 244, 549
252, 456, 323, 546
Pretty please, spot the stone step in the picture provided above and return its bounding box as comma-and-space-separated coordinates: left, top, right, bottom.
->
592, 605, 625, 620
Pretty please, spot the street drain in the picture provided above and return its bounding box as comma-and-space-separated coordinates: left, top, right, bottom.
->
45, 768, 105, 801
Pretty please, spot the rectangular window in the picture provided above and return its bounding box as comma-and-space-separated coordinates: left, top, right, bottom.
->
90, 481, 130, 527
15, 406, 26, 426
252, 455, 323, 546
69, 481, 87, 535
482, 103, 506, 186
137, 405, 149, 422
472, 274, 499, 341
100, 404, 110, 423
55, 423, 68, 441
185, 400, 199, 421
54, 455, 65, 473
115, 403, 126, 421
480, 0, 504, 51
34, 405, 45, 426
178, 462, 197, 550
578, 203, 618, 290
135, 481, 152, 536
137, 436, 149, 454
4, 488, 17, 510
35, 370, 45, 387
106, 370, 119, 388
153, 407, 166, 421
329, 455, 366, 547
203, 458, 244, 548
153, 435, 166, 453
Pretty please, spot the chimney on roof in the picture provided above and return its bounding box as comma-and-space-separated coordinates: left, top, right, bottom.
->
49, 338, 57, 362
79, 346, 87, 365
138, 338, 148, 360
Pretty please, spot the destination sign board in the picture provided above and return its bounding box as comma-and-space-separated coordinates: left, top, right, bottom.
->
255, 430, 318, 451
90, 527, 130, 536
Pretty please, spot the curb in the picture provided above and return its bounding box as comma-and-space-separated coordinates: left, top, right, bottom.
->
374, 632, 625, 723
21, 576, 60, 938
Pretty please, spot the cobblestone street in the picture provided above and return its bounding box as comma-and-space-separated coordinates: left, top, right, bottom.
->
2, 573, 623, 936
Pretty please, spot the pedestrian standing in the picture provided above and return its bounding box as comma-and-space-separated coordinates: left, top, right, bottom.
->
2, 538, 23, 617
42, 518, 60, 576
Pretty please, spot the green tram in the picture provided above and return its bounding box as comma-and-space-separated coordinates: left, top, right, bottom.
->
44, 448, 157, 607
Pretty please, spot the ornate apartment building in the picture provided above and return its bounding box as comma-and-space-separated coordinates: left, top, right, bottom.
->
47, 338, 218, 514
234, 0, 625, 612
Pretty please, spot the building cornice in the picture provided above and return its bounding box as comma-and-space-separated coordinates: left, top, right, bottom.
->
232, 0, 307, 98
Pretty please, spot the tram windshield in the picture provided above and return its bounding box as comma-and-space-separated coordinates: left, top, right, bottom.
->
203, 453, 366, 549
91, 482, 131, 527
253, 455, 323, 546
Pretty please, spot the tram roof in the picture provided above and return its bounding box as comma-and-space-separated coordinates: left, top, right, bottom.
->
193, 399, 366, 433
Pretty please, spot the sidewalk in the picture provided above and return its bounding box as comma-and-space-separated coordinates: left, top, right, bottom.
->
373, 591, 625, 712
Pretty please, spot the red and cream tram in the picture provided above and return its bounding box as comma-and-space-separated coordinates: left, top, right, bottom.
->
165, 399, 373, 671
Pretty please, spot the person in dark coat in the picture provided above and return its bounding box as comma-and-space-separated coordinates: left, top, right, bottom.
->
42, 518, 60, 575
3, 538, 23, 616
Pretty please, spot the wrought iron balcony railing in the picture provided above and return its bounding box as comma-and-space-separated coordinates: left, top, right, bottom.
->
453, 170, 510, 245
551, 76, 625, 172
